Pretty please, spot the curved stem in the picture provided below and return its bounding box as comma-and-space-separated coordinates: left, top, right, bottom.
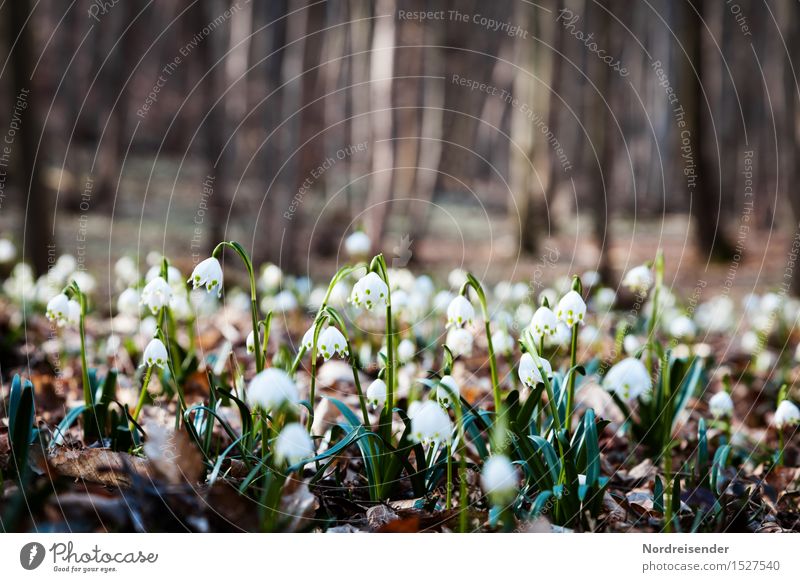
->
214, 241, 263, 372
132, 366, 154, 422
463, 275, 501, 415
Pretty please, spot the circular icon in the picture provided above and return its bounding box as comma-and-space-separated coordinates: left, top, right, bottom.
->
19, 542, 46, 570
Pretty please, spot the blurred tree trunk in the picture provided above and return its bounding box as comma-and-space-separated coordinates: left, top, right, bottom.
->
348, 0, 372, 217
366, 0, 396, 250
684, 0, 734, 262
9, 0, 52, 275
584, 0, 613, 282
782, 1, 800, 295
510, 0, 542, 255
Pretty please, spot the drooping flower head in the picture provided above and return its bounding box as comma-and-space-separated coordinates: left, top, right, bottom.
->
446, 295, 475, 328
344, 231, 372, 258
481, 455, 518, 503
622, 264, 654, 294
46, 293, 71, 326
397, 338, 417, 363
274, 422, 315, 465
530, 305, 558, 340
189, 257, 223, 297
709, 391, 734, 419
774, 400, 800, 429
411, 401, 453, 446
247, 368, 299, 412
117, 287, 140, 316
436, 375, 461, 407
317, 326, 348, 361
349, 272, 389, 311
518, 352, 553, 388
141, 276, 172, 315
366, 378, 387, 409
556, 290, 586, 327
603, 357, 652, 401
142, 338, 168, 368
446, 327, 474, 358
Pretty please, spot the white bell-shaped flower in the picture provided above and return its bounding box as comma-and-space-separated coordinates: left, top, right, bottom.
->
349, 272, 389, 311
140, 276, 172, 315
603, 357, 651, 401
709, 391, 734, 419
622, 264, 653, 294
491, 329, 515, 354
556, 290, 586, 327
246, 330, 259, 354
774, 400, 800, 429
366, 378, 387, 409
142, 338, 168, 368
117, 288, 140, 316
481, 455, 518, 502
189, 257, 223, 297
446, 295, 475, 328
436, 375, 461, 407
344, 231, 371, 257
247, 368, 299, 412
274, 422, 315, 465
318, 326, 348, 360
259, 263, 283, 291
518, 352, 553, 387
46, 293, 71, 326
530, 306, 558, 339
669, 315, 697, 340
66, 299, 81, 327
397, 338, 416, 363
623, 334, 642, 355
0, 239, 16, 263
411, 400, 453, 446
446, 327, 473, 358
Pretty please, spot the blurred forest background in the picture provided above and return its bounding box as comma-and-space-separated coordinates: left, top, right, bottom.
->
1, 0, 799, 298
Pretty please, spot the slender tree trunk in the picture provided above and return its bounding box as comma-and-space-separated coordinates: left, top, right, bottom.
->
9, 0, 53, 275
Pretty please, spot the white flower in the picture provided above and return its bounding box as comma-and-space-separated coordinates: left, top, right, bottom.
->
603, 357, 652, 401
170, 293, 193, 321
0, 239, 16, 263
318, 326, 348, 360
556, 290, 586, 327
274, 422, 315, 465
579, 325, 602, 348
142, 338, 168, 368
774, 400, 800, 428
491, 329, 515, 354
301, 325, 317, 350
66, 299, 81, 326
433, 290, 455, 313
117, 288, 140, 316
446, 327, 473, 358
246, 330, 258, 354
46, 293, 71, 326
623, 335, 642, 355
582, 270, 601, 288
622, 264, 653, 294
349, 272, 389, 311
669, 315, 697, 340
140, 276, 172, 314
366, 379, 387, 409
518, 352, 553, 387
549, 322, 572, 347
344, 231, 371, 257
448, 268, 468, 289
272, 290, 298, 312
709, 391, 734, 419
73, 271, 97, 295
481, 455, 518, 502
397, 338, 416, 363
260, 263, 283, 290
189, 257, 223, 297
592, 287, 616, 312
446, 295, 475, 328
411, 401, 453, 446
246, 368, 299, 412
114, 256, 139, 288
530, 306, 558, 340
436, 375, 460, 407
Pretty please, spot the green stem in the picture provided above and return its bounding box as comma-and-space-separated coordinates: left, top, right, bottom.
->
463, 275, 501, 414
446, 443, 453, 510
214, 242, 263, 372
565, 325, 578, 433
132, 365, 154, 422
77, 292, 92, 407
453, 399, 468, 533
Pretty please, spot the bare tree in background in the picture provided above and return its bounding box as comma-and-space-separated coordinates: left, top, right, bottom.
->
9, 0, 52, 275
